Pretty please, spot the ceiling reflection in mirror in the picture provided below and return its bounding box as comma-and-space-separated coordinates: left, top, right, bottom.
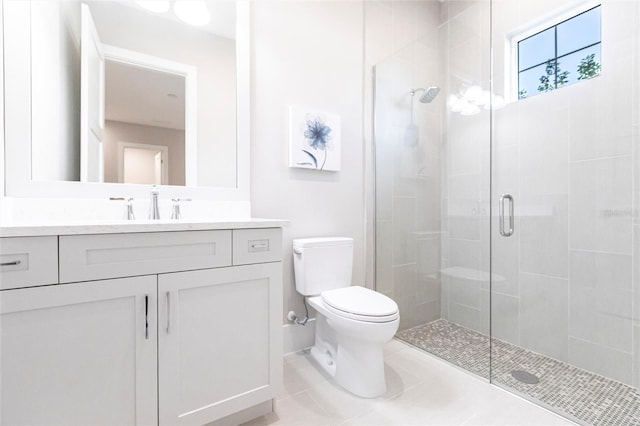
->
27, 0, 238, 188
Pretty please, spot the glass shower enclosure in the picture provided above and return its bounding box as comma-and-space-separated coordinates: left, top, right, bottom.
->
370, 1, 639, 424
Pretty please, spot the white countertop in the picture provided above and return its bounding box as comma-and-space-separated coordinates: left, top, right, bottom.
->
0, 218, 289, 237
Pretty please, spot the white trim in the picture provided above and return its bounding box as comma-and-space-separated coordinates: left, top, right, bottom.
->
4, 0, 31, 197
3, 1, 250, 204
0, 1, 5, 197
208, 401, 273, 426
235, 1, 250, 195
117, 141, 169, 185
102, 44, 198, 187
504, 0, 601, 102
80, 3, 105, 183
282, 318, 316, 355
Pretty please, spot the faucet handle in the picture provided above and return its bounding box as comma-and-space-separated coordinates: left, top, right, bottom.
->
171, 198, 191, 220
126, 197, 135, 220
110, 197, 135, 220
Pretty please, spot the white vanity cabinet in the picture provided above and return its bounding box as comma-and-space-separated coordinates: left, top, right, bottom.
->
0, 225, 284, 426
158, 263, 282, 425
0, 276, 158, 426
0, 236, 59, 290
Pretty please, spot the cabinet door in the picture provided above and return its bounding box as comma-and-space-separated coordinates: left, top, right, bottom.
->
1, 276, 158, 426
158, 263, 282, 426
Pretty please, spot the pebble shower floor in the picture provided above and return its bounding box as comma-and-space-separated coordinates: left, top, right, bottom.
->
397, 319, 640, 426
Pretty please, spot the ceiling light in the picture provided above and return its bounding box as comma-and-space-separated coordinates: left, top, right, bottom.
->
173, 1, 211, 27
136, 1, 170, 13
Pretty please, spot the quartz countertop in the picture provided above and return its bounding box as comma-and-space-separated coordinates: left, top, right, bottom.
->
0, 218, 289, 237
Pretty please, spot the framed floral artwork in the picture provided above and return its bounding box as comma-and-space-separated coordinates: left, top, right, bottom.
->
288, 106, 341, 171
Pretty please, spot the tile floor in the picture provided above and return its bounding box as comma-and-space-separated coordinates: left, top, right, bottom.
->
243, 339, 574, 425
397, 320, 640, 426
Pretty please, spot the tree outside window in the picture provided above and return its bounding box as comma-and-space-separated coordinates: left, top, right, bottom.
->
517, 6, 601, 100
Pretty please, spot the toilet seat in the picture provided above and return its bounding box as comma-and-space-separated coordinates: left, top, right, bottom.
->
320, 286, 399, 323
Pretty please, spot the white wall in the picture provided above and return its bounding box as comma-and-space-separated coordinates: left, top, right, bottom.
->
250, 1, 365, 323
89, 1, 237, 188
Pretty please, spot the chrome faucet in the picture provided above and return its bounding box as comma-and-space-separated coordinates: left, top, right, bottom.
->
125, 197, 135, 220
148, 185, 160, 220
171, 198, 191, 220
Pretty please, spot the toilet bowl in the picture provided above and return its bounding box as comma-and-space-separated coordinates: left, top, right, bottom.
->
307, 286, 399, 397
293, 237, 399, 398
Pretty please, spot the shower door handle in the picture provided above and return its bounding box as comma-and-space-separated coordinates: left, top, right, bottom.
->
499, 194, 514, 237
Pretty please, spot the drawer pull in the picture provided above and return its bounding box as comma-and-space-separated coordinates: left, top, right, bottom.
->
1, 260, 21, 267
248, 239, 270, 253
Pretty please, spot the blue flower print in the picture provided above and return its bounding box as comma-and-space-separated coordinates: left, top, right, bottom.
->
297, 117, 332, 170
304, 118, 332, 151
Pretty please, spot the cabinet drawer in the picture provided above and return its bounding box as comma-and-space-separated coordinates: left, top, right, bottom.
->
232, 228, 282, 265
0, 236, 58, 290
59, 231, 232, 283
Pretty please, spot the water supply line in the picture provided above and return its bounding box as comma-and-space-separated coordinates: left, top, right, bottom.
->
287, 298, 310, 326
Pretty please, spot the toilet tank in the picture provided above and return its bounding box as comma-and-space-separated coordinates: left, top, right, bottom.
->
293, 237, 353, 296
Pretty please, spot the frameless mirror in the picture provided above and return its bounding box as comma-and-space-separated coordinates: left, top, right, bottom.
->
22, 0, 238, 188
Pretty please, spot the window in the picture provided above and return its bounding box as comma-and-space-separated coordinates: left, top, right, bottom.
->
517, 5, 601, 100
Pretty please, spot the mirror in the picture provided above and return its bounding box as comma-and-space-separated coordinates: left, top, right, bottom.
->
105, 61, 186, 186
15, 0, 238, 188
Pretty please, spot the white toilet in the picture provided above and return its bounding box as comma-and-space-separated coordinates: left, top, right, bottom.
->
293, 237, 400, 398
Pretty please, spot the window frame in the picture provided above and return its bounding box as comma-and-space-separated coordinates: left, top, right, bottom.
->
506, 1, 602, 102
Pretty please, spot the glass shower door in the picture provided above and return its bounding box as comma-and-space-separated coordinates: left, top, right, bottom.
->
490, 0, 640, 424
371, 0, 493, 381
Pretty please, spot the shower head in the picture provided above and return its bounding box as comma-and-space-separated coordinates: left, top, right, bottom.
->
411, 86, 440, 103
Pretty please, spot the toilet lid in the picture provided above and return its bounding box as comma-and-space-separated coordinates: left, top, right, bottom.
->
321, 286, 398, 317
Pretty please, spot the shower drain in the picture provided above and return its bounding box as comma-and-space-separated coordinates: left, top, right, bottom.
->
511, 370, 540, 384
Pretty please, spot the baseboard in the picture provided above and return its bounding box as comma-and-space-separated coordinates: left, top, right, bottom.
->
206, 400, 273, 426
283, 318, 316, 354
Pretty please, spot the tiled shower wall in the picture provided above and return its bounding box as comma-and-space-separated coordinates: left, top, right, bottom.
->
367, 1, 444, 332
491, 0, 640, 388
440, 0, 640, 388
370, 0, 640, 390
439, 1, 491, 337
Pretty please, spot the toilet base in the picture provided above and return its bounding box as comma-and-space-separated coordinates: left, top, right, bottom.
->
309, 314, 394, 398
